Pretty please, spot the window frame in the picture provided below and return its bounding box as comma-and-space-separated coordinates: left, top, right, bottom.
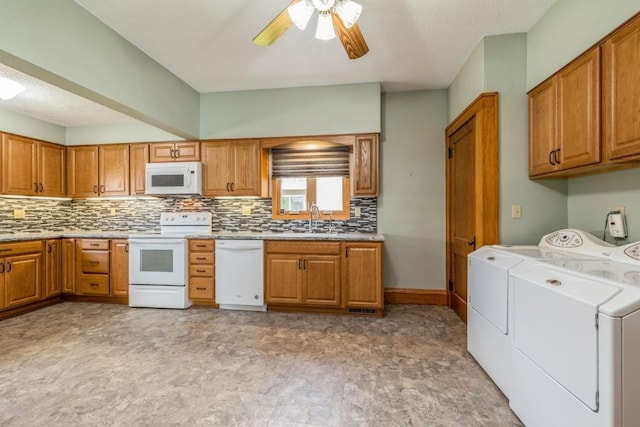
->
272, 176, 350, 220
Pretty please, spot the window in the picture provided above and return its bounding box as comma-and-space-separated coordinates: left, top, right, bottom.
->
271, 145, 351, 220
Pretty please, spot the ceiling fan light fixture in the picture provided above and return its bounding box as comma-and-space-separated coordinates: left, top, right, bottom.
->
334, 0, 362, 28
288, 0, 315, 30
315, 11, 336, 40
311, 0, 336, 12
0, 77, 25, 100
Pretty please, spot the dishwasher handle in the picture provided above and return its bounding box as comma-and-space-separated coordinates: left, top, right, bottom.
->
216, 241, 264, 251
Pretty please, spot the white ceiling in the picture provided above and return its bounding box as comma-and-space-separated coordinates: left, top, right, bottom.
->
0, 0, 559, 128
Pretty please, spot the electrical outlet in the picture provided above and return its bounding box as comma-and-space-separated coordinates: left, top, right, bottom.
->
13, 209, 25, 219
242, 206, 251, 216
110, 207, 117, 216
354, 207, 362, 217
615, 206, 625, 215
511, 204, 522, 219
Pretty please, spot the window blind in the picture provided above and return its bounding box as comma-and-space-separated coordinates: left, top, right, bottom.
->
272, 146, 350, 178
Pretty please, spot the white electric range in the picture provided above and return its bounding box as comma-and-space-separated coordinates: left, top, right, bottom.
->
128, 212, 212, 309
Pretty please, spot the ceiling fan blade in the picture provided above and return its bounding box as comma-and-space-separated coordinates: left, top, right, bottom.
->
253, 0, 300, 47
331, 12, 369, 59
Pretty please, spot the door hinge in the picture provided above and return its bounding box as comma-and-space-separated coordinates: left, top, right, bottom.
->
448, 279, 453, 292
447, 146, 453, 159
595, 313, 599, 329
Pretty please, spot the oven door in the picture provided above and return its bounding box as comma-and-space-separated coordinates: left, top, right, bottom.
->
128, 238, 186, 286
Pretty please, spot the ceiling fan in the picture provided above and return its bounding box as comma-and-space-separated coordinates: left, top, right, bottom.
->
253, 0, 369, 60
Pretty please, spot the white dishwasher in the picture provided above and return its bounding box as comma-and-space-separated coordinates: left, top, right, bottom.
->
215, 240, 266, 311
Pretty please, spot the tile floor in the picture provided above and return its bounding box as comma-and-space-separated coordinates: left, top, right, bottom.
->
0, 303, 522, 426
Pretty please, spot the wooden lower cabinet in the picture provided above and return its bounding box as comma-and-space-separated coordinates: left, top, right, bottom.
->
62, 239, 76, 294
188, 239, 215, 304
265, 240, 382, 315
44, 239, 62, 298
1, 240, 43, 310
73, 238, 128, 302
110, 239, 129, 297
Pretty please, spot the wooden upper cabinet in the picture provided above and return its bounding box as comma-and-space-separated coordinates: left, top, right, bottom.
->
353, 134, 379, 196
528, 47, 601, 177
67, 145, 129, 198
149, 141, 199, 162
603, 14, 640, 161
1, 134, 65, 196
130, 143, 149, 195
201, 139, 262, 197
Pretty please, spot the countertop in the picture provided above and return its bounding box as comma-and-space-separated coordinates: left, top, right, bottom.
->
0, 230, 384, 242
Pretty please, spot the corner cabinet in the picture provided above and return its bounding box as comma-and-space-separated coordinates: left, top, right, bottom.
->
1, 133, 66, 197
67, 145, 130, 198
201, 139, 265, 197
265, 240, 383, 316
353, 134, 379, 196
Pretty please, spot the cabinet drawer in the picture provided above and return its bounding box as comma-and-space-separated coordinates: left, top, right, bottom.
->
78, 274, 110, 295
189, 252, 214, 264
0, 240, 43, 256
189, 265, 214, 277
189, 240, 214, 252
189, 277, 214, 300
81, 240, 110, 250
266, 241, 341, 255
80, 251, 110, 273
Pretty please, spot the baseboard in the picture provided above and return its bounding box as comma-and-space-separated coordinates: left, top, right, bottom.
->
384, 288, 447, 305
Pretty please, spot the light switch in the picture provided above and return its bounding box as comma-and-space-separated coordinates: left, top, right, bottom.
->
354, 207, 362, 217
511, 205, 522, 219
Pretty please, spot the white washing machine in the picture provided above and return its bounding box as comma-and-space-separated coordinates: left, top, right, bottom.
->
508, 241, 640, 427
467, 230, 614, 397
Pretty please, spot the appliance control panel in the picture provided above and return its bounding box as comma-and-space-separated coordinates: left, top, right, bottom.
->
539, 229, 615, 258
160, 212, 212, 226
541, 230, 584, 248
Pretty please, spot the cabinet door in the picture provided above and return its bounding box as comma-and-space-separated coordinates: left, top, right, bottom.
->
343, 243, 382, 309
603, 15, 640, 161
201, 141, 233, 196
4, 252, 42, 308
1, 133, 37, 195
44, 239, 61, 297
265, 254, 303, 304
67, 146, 99, 198
39, 142, 66, 197
174, 142, 200, 161
231, 140, 262, 196
353, 134, 379, 196
149, 143, 176, 162
528, 77, 558, 177
99, 145, 129, 196
303, 255, 341, 306
557, 47, 601, 170
110, 239, 129, 297
62, 239, 76, 294
130, 143, 149, 195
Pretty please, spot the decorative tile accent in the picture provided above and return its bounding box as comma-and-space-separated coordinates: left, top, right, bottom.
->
0, 197, 377, 234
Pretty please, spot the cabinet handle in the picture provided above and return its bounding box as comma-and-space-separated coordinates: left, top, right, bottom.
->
196, 287, 206, 291
90, 243, 100, 247
230, 182, 235, 192
0, 262, 4, 274
196, 244, 206, 248
93, 185, 98, 194
48, 244, 52, 253
125, 244, 129, 253
175, 149, 179, 159
196, 269, 206, 273
226, 182, 230, 192
554, 148, 561, 165
90, 261, 100, 265
89, 283, 99, 288
345, 248, 349, 257
34, 182, 39, 192
0, 248, 12, 252
548, 150, 555, 166
196, 257, 206, 261
100, 185, 105, 194
303, 259, 307, 270
39, 183, 44, 192
6, 262, 11, 273
298, 259, 302, 270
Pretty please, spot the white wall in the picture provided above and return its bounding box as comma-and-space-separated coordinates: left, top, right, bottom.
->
379, 90, 448, 289
200, 83, 381, 139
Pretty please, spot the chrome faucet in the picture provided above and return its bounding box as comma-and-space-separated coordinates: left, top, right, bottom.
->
308, 203, 321, 233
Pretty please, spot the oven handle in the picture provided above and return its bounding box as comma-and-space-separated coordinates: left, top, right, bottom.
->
128, 238, 185, 245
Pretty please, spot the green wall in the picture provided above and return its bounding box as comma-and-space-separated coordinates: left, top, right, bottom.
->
379, 90, 448, 290
0, 109, 65, 144
448, 40, 485, 120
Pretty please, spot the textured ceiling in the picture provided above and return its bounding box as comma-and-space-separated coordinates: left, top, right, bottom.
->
0, 0, 559, 128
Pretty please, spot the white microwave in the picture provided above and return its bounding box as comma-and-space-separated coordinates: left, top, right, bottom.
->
145, 161, 202, 195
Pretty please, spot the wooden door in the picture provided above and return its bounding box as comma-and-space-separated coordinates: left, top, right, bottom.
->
353, 134, 379, 196
99, 145, 129, 196
303, 255, 341, 306
1, 133, 37, 195
149, 142, 176, 162
67, 146, 99, 198
201, 141, 233, 196
129, 143, 149, 195
603, 14, 640, 161
4, 252, 42, 308
231, 140, 261, 196
44, 239, 61, 297
528, 77, 557, 177
39, 142, 66, 197
265, 254, 302, 304
110, 239, 129, 297
62, 239, 76, 294
446, 93, 499, 323
174, 142, 200, 161
343, 243, 382, 308
557, 47, 601, 169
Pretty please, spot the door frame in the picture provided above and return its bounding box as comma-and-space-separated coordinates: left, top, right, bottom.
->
445, 92, 500, 311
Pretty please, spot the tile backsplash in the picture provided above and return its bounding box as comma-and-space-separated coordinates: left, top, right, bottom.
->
0, 197, 377, 234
